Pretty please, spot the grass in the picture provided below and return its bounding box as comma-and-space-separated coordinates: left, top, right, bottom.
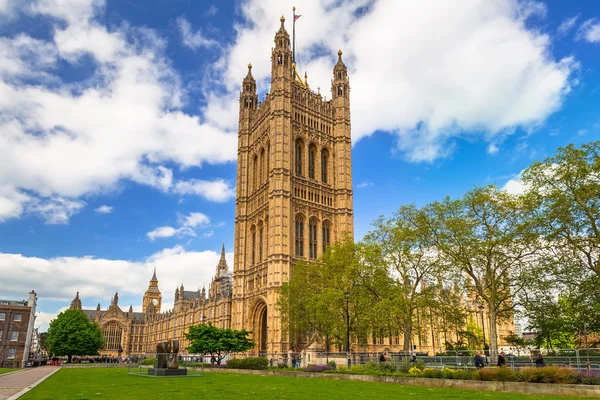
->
0, 368, 19, 375
20, 368, 589, 400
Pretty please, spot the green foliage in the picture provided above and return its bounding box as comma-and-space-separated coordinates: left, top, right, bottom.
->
475, 367, 521, 382
185, 323, 254, 363
141, 358, 155, 366
421, 368, 443, 378
46, 309, 104, 362
227, 357, 268, 370
519, 366, 576, 384
408, 366, 422, 376
39, 332, 49, 353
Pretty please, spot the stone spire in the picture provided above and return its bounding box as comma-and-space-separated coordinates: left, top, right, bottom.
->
112, 292, 119, 306
70, 291, 82, 311
216, 243, 228, 277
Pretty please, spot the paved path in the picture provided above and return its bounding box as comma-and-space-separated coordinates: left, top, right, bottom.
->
0, 367, 60, 400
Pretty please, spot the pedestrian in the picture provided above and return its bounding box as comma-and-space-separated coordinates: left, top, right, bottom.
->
292, 355, 297, 368
535, 353, 545, 368
497, 351, 506, 367
211, 355, 216, 365
474, 351, 485, 370
410, 352, 417, 363
379, 353, 386, 362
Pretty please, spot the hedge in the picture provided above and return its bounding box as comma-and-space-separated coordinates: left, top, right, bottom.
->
227, 357, 269, 370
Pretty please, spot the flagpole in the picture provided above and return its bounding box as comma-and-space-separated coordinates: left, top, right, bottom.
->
292, 6, 296, 64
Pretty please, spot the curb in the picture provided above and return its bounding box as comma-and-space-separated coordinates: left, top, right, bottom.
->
6, 368, 61, 400
0, 369, 32, 379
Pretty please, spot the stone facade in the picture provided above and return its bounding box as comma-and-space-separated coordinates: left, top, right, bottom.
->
231, 16, 354, 357
0, 291, 37, 367
74, 246, 232, 356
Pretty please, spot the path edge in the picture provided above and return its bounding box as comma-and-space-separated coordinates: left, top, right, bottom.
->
6, 367, 61, 400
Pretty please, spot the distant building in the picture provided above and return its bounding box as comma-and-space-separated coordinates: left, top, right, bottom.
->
0, 291, 37, 367
72, 245, 232, 357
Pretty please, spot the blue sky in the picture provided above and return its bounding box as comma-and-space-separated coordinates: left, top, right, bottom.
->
0, 0, 599, 330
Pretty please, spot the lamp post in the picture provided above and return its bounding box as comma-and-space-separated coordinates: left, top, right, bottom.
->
344, 291, 350, 366
478, 304, 488, 359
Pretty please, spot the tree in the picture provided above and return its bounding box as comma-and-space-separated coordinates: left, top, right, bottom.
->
39, 332, 49, 354
426, 185, 540, 362
362, 205, 446, 351
186, 323, 254, 363
46, 309, 104, 362
503, 333, 531, 356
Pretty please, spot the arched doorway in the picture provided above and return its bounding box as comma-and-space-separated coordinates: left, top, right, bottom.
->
253, 301, 268, 356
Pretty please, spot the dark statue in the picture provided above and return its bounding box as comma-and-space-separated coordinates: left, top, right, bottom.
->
155, 340, 179, 369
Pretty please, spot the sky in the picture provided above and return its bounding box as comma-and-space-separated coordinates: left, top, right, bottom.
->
0, 0, 599, 331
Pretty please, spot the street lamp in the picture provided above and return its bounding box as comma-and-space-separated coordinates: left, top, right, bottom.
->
344, 291, 350, 367
478, 304, 488, 357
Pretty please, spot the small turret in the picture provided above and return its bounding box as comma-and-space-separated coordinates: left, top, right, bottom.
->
70, 291, 82, 311
271, 16, 292, 81
174, 286, 179, 301
112, 292, 119, 306
332, 49, 349, 100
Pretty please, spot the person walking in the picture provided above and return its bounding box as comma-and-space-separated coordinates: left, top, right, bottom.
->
535, 353, 545, 367
497, 351, 506, 367
474, 351, 485, 370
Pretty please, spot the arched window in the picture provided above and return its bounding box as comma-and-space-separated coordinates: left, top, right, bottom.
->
104, 322, 123, 351
308, 144, 316, 179
253, 155, 258, 192
338, 85, 343, 96
309, 218, 318, 259
251, 226, 256, 265
259, 148, 265, 185
295, 215, 304, 257
295, 139, 303, 176
321, 149, 329, 183
266, 143, 270, 182
322, 222, 331, 253
258, 221, 263, 262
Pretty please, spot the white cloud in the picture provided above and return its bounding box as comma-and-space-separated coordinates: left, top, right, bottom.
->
487, 143, 500, 155
502, 171, 527, 195
205, 5, 218, 17
578, 129, 587, 136
173, 179, 235, 202
356, 181, 373, 189
0, 245, 234, 330
557, 15, 579, 37
577, 19, 600, 43
146, 226, 195, 241
177, 16, 218, 50
180, 212, 210, 228
94, 205, 113, 214
214, 0, 574, 162
0, 0, 237, 223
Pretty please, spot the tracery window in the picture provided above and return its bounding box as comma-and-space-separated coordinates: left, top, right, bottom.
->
321, 149, 329, 183
258, 221, 263, 262
322, 222, 331, 253
259, 148, 265, 185
309, 218, 318, 259
295, 215, 304, 257
308, 145, 316, 179
295, 139, 303, 176
253, 155, 258, 192
104, 322, 123, 351
251, 226, 256, 265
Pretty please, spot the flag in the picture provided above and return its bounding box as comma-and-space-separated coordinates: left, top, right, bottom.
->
294, 14, 301, 21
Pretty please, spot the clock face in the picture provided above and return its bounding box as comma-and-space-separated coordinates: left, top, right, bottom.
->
151, 299, 159, 305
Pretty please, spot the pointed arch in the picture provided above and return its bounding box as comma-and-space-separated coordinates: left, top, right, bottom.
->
295, 214, 304, 257
250, 225, 257, 266
322, 220, 331, 253
321, 148, 329, 183
259, 148, 265, 185
309, 217, 318, 259
252, 154, 258, 192
258, 220, 264, 262
308, 143, 317, 179
295, 139, 303, 176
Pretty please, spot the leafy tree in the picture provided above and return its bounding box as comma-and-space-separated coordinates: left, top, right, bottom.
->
425, 185, 541, 362
504, 333, 531, 356
186, 323, 254, 363
39, 332, 49, 354
46, 309, 104, 362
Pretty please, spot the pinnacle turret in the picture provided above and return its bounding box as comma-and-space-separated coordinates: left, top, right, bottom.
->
70, 291, 82, 310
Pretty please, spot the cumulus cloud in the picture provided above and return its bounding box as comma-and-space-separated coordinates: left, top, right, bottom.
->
557, 15, 579, 37
147, 211, 212, 240
0, 0, 237, 223
213, 0, 574, 162
502, 171, 527, 195
173, 179, 235, 202
577, 19, 600, 43
94, 205, 113, 214
180, 212, 210, 228
0, 245, 234, 330
177, 16, 218, 50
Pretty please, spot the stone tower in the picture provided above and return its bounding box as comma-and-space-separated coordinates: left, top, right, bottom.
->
232, 16, 353, 356
142, 267, 162, 313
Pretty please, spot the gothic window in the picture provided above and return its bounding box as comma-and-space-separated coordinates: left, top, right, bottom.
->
309, 218, 318, 259
104, 322, 123, 351
295, 215, 304, 257
277, 54, 282, 65
295, 139, 303, 176
259, 148, 265, 185
266, 143, 270, 181
258, 221, 263, 262
322, 221, 331, 253
338, 85, 343, 96
284, 55, 288, 66
253, 155, 258, 192
308, 144, 316, 179
321, 149, 329, 183
251, 226, 256, 265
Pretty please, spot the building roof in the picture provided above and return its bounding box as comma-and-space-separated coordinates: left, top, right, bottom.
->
0, 299, 29, 307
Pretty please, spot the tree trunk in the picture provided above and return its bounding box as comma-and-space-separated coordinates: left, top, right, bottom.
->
67, 354, 72, 363
403, 323, 412, 352
488, 303, 498, 365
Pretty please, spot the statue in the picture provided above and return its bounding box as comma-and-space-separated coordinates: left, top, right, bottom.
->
155, 340, 180, 369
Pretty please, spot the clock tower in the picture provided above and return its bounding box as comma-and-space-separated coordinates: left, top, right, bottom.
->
142, 267, 162, 313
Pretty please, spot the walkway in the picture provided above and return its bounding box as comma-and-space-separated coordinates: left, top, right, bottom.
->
0, 366, 60, 400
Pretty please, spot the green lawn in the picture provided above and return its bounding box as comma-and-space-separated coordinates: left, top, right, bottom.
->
0, 368, 19, 375
21, 368, 583, 400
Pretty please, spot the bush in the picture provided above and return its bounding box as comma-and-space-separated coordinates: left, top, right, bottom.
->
474, 367, 520, 382
397, 361, 411, 373
227, 357, 269, 370
422, 368, 443, 379
452, 369, 475, 380
141, 358, 155, 366
570, 371, 600, 385
520, 366, 575, 384
302, 365, 336, 373
408, 367, 422, 376
327, 360, 336, 368
415, 360, 426, 371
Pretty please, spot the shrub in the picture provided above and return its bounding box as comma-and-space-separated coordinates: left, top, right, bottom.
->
422, 368, 443, 379
397, 361, 411, 373
408, 367, 422, 376
441, 368, 456, 379
415, 360, 426, 371
350, 365, 365, 374
570, 371, 600, 386
520, 366, 575, 384
227, 357, 269, 370
327, 360, 336, 368
141, 358, 155, 366
336, 365, 348, 373
302, 365, 336, 373
452, 369, 475, 380
474, 368, 520, 382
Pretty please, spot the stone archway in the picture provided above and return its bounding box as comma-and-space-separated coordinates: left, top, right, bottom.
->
252, 300, 268, 355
